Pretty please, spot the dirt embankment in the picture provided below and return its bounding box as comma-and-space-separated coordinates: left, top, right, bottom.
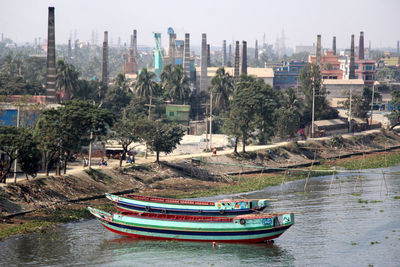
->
1, 129, 400, 222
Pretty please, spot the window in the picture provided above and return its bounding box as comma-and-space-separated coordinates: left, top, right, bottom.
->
355, 64, 359, 69
169, 112, 174, 117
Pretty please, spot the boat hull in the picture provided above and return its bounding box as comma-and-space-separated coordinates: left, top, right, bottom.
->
89, 207, 294, 243
98, 219, 291, 243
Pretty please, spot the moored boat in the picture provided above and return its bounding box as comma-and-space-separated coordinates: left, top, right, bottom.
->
105, 193, 273, 216
88, 207, 294, 243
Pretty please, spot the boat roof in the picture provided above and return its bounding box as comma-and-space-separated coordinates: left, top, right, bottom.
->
125, 194, 215, 206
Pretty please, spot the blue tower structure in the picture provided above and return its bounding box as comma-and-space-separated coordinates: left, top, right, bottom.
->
273, 61, 307, 90
153, 32, 164, 80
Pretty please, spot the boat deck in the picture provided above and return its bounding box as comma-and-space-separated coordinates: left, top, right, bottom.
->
126, 195, 215, 206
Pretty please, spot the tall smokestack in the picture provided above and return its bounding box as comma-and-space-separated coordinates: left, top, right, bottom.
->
228, 44, 232, 64
359, 31, 364, 60
102, 31, 109, 85
169, 33, 176, 66
241, 41, 247, 75
234, 41, 240, 81
349, 34, 355, 79
397, 40, 399, 56
183, 33, 190, 78
316, 34, 321, 66
222, 40, 227, 66
67, 39, 72, 63
133, 29, 137, 58
200, 33, 208, 91
207, 44, 211, 67
45, 7, 56, 103
332, 36, 336, 56
255, 40, 259, 61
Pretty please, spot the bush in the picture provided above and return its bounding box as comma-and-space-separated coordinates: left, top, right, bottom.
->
330, 135, 344, 148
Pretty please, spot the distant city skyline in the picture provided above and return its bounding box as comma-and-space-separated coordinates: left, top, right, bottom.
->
1, 0, 399, 50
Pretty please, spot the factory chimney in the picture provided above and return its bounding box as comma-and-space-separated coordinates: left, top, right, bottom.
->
332, 36, 336, 56
45, 6, 56, 103
349, 34, 356, 79
234, 41, 240, 81
67, 39, 72, 63
169, 32, 176, 66
222, 40, 227, 66
207, 44, 211, 67
133, 29, 137, 58
241, 41, 247, 75
255, 40, 259, 61
183, 33, 191, 78
316, 34, 321, 66
397, 40, 399, 56
359, 31, 364, 60
228, 44, 232, 65
200, 33, 208, 91
102, 31, 109, 85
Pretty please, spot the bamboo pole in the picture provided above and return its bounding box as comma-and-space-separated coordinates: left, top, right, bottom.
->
304, 148, 317, 192
329, 167, 336, 195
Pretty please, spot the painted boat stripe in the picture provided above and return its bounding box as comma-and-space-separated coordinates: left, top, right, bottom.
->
101, 219, 292, 236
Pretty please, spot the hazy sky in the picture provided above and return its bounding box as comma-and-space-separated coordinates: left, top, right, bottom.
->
1, 0, 399, 50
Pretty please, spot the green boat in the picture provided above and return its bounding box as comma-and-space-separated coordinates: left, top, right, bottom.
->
105, 193, 273, 216
88, 207, 294, 243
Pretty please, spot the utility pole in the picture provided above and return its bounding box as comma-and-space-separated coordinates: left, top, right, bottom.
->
209, 91, 213, 150
311, 78, 315, 138
144, 94, 155, 159
14, 106, 20, 183
349, 87, 352, 133
370, 84, 375, 128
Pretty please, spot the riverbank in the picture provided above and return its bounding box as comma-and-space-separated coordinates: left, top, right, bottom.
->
1, 130, 400, 240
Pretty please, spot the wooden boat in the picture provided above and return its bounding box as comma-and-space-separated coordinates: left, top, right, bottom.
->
105, 193, 274, 216
88, 207, 294, 243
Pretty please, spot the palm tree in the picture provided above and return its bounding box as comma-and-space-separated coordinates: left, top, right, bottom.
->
56, 59, 80, 101
161, 65, 190, 104
210, 67, 234, 111
134, 68, 157, 119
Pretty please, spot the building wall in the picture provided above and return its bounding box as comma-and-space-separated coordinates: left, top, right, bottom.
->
309, 51, 343, 79
166, 105, 190, 123
273, 61, 306, 89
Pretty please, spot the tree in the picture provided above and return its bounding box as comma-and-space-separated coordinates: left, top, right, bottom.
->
142, 121, 185, 163
223, 111, 241, 154
299, 63, 338, 126
341, 87, 381, 122
210, 67, 234, 112
134, 68, 157, 119
0, 126, 38, 183
109, 117, 149, 167
161, 65, 190, 104
56, 59, 80, 101
34, 101, 114, 175
34, 109, 61, 176
103, 74, 132, 116
387, 90, 400, 130
273, 88, 302, 138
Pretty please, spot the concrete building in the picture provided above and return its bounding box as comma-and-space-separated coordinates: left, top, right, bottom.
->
382, 52, 400, 67
273, 61, 307, 89
295, 44, 316, 54
196, 67, 274, 87
309, 50, 343, 79
322, 79, 364, 107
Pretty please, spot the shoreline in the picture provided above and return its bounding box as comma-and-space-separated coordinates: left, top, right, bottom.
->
1, 147, 399, 241
2, 129, 400, 241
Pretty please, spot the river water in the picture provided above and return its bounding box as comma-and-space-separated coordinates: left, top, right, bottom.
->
1, 166, 400, 266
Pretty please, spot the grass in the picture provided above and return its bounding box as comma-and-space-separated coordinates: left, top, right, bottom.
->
84, 168, 113, 183
0, 221, 53, 241
332, 153, 400, 170
0, 203, 116, 241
